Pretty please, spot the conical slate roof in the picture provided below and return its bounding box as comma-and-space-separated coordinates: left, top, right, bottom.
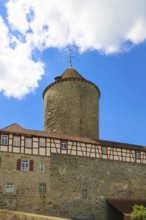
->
61, 67, 84, 79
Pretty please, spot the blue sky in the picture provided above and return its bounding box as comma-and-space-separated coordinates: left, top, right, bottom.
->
0, 0, 146, 146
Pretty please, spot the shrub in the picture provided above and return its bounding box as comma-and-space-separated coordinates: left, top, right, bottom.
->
130, 204, 146, 220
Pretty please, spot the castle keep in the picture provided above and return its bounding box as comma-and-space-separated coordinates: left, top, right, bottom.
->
1, 66, 146, 220
43, 67, 100, 139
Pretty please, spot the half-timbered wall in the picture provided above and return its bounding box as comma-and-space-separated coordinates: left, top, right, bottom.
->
0, 131, 146, 164
1, 131, 146, 220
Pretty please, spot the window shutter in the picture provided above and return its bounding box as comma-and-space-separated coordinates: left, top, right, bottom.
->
17, 159, 21, 170
29, 160, 33, 171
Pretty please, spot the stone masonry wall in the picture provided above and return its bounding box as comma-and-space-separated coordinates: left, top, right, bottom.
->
48, 154, 146, 220
1, 151, 146, 220
0, 152, 52, 215
44, 80, 99, 139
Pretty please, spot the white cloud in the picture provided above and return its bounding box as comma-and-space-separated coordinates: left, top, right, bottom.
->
6, 0, 146, 52
0, 15, 44, 99
0, 0, 146, 98
126, 20, 146, 44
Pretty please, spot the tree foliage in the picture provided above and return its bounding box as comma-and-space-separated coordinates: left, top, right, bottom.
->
131, 204, 146, 220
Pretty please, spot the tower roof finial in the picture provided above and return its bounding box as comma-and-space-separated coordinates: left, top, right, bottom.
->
69, 56, 72, 68
67, 49, 73, 68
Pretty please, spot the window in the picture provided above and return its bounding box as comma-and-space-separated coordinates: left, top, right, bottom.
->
135, 151, 141, 160
39, 184, 46, 193
25, 137, 32, 148
40, 162, 44, 172
21, 160, 29, 171
6, 184, 14, 192
101, 146, 108, 155
1, 135, 8, 145
60, 140, 68, 150
13, 136, 20, 146
17, 159, 33, 171
39, 138, 45, 147
82, 189, 87, 199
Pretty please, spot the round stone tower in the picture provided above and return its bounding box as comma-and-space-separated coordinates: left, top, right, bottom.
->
43, 66, 100, 140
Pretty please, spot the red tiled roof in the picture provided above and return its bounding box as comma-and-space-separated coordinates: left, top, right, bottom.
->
0, 123, 97, 144
2, 123, 25, 132
1, 123, 146, 151
106, 199, 146, 214
98, 139, 146, 152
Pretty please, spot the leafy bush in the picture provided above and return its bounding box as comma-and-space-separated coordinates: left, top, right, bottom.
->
131, 204, 146, 220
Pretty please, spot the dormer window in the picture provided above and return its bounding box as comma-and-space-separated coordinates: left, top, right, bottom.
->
55, 76, 61, 81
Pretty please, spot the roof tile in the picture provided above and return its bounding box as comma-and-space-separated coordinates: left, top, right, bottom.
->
106, 198, 146, 214
1, 124, 146, 151
61, 67, 84, 79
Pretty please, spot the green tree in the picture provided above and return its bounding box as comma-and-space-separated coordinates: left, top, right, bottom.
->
131, 204, 146, 220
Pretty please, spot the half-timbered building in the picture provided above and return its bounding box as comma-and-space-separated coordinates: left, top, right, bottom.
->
1, 66, 146, 220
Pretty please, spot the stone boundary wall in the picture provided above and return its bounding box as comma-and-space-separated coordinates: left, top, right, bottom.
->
1, 151, 146, 219
0, 209, 70, 220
